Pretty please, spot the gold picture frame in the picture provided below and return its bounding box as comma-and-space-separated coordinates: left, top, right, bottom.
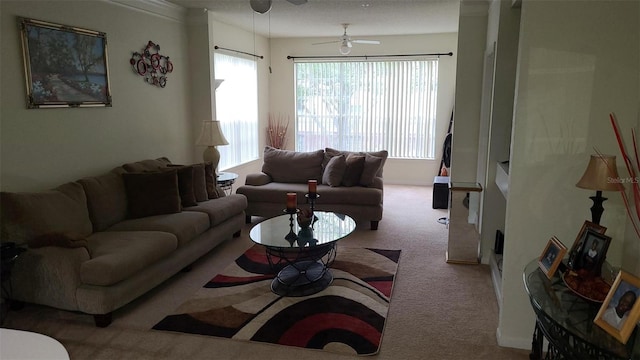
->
19, 17, 112, 108
567, 220, 606, 270
538, 236, 567, 279
594, 270, 640, 344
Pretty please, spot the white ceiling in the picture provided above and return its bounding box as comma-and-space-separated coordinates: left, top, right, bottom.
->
165, 0, 462, 39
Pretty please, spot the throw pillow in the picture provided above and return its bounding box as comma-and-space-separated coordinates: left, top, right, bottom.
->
262, 146, 324, 183
360, 153, 384, 186
122, 170, 181, 219
204, 162, 220, 199
191, 163, 208, 202
342, 154, 366, 187
322, 154, 346, 187
175, 166, 197, 207
324, 148, 388, 177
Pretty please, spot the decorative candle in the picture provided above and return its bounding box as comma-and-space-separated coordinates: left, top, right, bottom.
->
308, 180, 317, 194
286, 192, 297, 211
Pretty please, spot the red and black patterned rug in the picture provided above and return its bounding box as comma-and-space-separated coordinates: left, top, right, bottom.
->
152, 245, 401, 356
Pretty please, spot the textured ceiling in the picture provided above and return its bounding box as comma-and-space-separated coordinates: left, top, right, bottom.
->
165, 0, 461, 38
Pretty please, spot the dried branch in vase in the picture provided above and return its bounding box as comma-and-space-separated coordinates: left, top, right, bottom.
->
600, 112, 640, 239
267, 114, 289, 149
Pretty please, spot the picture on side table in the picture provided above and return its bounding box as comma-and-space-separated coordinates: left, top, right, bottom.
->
569, 229, 611, 277
594, 270, 640, 344
19, 17, 112, 108
567, 220, 607, 270
538, 236, 567, 280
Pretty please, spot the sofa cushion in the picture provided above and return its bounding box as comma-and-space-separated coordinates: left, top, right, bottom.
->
262, 146, 324, 183
175, 166, 197, 207
322, 154, 346, 187
81, 231, 178, 286
360, 154, 384, 186
122, 157, 171, 172
0, 182, 93, 246
324, 148, 388, 177
106, 211, 210, 246
342, 154, 366, 187
122, 170, 181, 219
78, 168, 128, 232
29, 232, 88, 249
185, 194, 248, 227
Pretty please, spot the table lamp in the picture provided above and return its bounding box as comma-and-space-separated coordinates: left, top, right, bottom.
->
196, 120, 229, 177
576, 154, 621, 224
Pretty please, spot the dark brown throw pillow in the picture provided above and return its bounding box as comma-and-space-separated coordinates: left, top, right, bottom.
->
342, 154, 366, 187
175, 166, 197, 207
29, 232, 88, 249
122, 170, 181, 219
204, 162, 220, 199
191, 163, 208, 202
360, 154, 384, 186
322, 154, 346, 187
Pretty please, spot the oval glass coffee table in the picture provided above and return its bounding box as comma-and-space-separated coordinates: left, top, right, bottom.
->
249, 211, 356, 297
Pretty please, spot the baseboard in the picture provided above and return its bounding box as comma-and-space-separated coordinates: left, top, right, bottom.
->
496, 327, 531, 350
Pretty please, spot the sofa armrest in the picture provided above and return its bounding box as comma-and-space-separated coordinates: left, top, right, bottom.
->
370, 176, 384, 190
11, 246, 90, 311
245, 172, 272, 186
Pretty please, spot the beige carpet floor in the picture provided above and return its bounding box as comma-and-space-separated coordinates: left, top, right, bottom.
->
2, 185, 530, 359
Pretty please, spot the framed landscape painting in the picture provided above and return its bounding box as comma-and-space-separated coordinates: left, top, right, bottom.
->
19, 17, 112, 108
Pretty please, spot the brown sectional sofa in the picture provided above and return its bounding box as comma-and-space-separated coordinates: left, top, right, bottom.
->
0, 158, 247, 327
236, 147, 387, 230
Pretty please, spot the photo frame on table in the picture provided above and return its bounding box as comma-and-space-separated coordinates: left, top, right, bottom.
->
569, 229, 612, 277
567, 221, 607, 270
538, 236, 567, 279
19, 17, 112, 108
594, 270, 640, 344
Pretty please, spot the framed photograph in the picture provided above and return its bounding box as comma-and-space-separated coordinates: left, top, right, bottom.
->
538, 236, 567, 279
594, 270, 640, 344
569, 229, 612, 277
567, 220, 606, 270
19, 17, 112, 108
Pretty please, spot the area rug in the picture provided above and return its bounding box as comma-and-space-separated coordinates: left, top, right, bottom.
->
152, 245, 401, 356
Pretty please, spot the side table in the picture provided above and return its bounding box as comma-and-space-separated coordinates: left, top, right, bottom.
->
523, 259, 639, 359
217, 172, 238, 195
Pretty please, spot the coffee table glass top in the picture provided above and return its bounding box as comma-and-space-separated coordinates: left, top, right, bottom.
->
250, 211, 356, 248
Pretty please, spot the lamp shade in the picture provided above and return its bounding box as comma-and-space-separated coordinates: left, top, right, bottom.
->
196, 120, 229, 147
576, 154, 621, 191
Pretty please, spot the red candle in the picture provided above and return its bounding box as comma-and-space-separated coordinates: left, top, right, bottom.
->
308, 180, 317, 194
286, 192, 297, 211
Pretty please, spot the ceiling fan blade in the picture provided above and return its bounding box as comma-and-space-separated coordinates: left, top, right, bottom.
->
352, 39, 381, 45
312, 40, 341, 45
286, 0, 308, 4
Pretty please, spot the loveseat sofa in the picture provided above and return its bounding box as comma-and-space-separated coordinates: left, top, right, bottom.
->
0, 157, 247, 327
236, 147, 387, 230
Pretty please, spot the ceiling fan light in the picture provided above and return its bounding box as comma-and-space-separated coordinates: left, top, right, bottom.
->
340, 42, 351, 55
250, 0, 272, 14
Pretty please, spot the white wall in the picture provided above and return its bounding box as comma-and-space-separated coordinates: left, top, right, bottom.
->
0, 0, 193, 192
499, 0, 639, 349
269, 33, 459, 185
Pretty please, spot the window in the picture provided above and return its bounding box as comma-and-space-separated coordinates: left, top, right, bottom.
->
294, 59, 438, 159
214, 52, 259, 170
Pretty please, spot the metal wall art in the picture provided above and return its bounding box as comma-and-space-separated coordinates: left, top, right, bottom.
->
130, 41, 173, 88
19, 17, 112, 108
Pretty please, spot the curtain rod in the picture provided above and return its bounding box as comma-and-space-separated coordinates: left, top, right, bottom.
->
214, 46, 263, 59
287, 52, 453, 60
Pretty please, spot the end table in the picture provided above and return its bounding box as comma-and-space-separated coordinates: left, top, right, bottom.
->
217, 172, 239, 195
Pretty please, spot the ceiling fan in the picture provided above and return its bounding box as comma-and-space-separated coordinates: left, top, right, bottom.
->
313, 24, 381, 55
250, 0, 307, 14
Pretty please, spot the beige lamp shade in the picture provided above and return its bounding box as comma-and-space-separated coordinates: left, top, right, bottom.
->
576, 154, 621, 191
196, 120, 229, 147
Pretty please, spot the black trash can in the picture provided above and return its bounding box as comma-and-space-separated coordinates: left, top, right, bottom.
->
432, 176, 449, 209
